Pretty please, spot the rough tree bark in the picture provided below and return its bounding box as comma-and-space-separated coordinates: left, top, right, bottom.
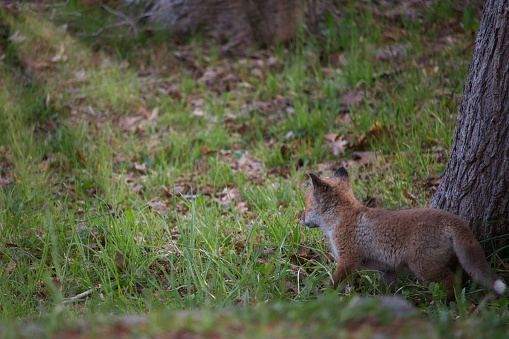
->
150, 0, 332, 46
430, 0, 509, 247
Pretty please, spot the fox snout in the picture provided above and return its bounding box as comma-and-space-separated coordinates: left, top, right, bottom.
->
300, 211, 320, 228
299, 212, 310, 227
299, 212, 305, 225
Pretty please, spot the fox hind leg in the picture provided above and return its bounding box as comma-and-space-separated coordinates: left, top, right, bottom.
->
380, 270, 398, 294
410, 265, 457, 304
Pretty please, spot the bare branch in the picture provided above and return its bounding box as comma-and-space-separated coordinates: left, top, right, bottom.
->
76, 2, 154, 39
99, 1, 139, 37
0, 0, 70, 9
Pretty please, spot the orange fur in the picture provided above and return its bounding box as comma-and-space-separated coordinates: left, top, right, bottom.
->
301, 168, 506, 303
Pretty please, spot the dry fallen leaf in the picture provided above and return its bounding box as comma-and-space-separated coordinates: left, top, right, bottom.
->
220, 73, 240, 84
329, 53, 347, 67
117, 115, 144, 132
375, 44, 407, 61
324, 134, 348, 156
201, 146, 215, 155
131, 184, 143, 194
284, 281, 298, 293
355, 122, 393, 149
0, 174, 13, 188
9, 31, 26, 43
134, 162, 148, 174
51, 43, 67, 63
21, 57, 50, 71
341, 91, 363, 106
167, 85, 183, 99
323, 134, 338, 143
115, 250, 129, 271
147, 200, 167, 211
336, 114, 352, 127
432, 146, 447, 162
198, 67, 219, 85
192, 108, 204, 117
217, 187, 240, 207
351, 151, 380, 167
424, 175, 441, 187
284, 131, 295, 140
402, 189, 418, 206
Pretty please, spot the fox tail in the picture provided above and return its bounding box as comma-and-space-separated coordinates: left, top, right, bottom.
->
451, 226, 506, 296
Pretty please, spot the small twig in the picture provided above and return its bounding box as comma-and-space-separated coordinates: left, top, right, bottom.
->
495, 253, 509, 272
62, 284, 101, 303
47, 10, 83, 18
77, 20, 132, 38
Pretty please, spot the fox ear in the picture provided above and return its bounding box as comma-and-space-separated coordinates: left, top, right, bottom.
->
333, 167, 349, 178
309, 173, 329, 194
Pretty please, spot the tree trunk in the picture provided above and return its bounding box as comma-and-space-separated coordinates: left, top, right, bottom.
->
430, 0, 509, 248
150, 0, 332, 46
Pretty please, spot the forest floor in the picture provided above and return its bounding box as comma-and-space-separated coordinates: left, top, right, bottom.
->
1, 0, 508, 337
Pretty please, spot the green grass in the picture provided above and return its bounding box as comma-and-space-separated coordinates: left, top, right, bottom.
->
0, 0, 507, 336
2, 294, 508, 338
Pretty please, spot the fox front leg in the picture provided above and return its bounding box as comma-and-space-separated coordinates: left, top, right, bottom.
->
332, 258, 361, 290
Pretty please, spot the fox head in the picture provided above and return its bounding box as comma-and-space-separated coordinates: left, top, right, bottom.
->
300, 167, 358, 229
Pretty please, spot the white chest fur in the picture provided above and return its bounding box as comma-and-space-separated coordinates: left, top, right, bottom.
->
326, 229, 340, 259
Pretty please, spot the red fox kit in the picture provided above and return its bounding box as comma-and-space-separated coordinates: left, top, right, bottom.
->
301, 167, 506, 302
